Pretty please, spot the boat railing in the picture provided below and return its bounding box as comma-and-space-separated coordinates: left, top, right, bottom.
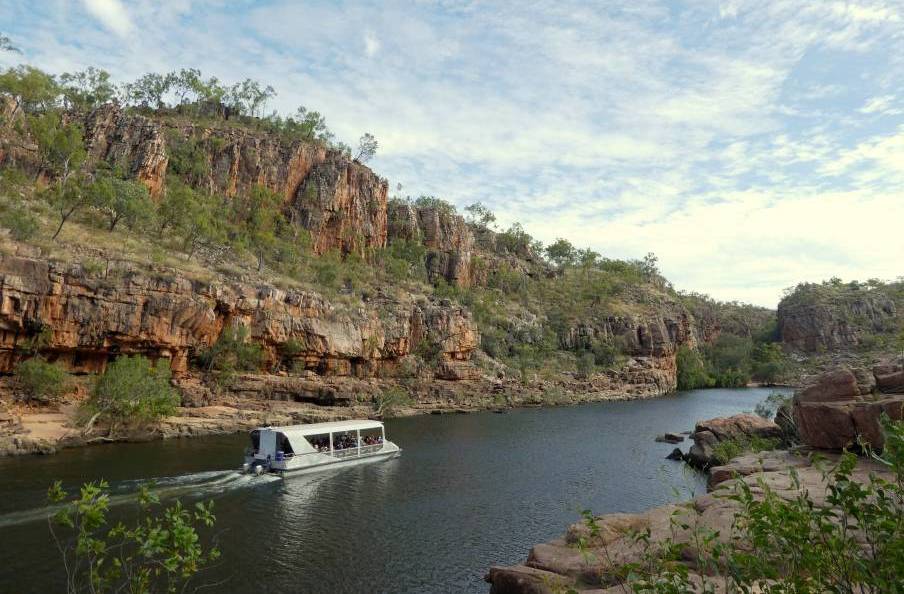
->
279, 443, 385, 462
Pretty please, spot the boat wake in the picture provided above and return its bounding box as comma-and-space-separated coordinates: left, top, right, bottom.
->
0, 469, 280, 529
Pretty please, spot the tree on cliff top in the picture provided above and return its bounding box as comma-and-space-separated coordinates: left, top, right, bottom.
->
0, 65, 59, 116
59, 67, 116, 110
464, 202, 496, 230
354, 132, 378, 163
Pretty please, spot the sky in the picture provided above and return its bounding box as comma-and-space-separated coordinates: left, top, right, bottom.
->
1, 0, 903, 307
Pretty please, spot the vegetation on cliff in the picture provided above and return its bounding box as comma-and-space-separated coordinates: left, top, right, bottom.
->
0, 61, 790, 415
778, 277, 904, 355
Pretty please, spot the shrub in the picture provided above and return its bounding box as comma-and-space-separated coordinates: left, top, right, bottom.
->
47, 479, 219, 593
16, 357, 68, 402
0, 206, 39, 240
195, 326, 264, 387
576, 352, 595, 378
83, 355, 178, 436
373, 387, 413, 418
754, 391, 790, 420
710, 435, 781, 465
676, 346, 712, 390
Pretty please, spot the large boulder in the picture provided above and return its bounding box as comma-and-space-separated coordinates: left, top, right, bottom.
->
792, 364, 904, 450
686, 413, 782, 469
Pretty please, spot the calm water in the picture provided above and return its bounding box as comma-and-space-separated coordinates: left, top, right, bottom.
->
0, 387, 788, 593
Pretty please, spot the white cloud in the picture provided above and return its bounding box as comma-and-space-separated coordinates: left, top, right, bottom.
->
859, 95, 902, 115
5, 0, 903, 306
364, 31, 381, 58
81, 0, 133, 37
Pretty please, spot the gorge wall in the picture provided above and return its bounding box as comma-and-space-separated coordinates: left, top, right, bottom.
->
0, 99, 780, 412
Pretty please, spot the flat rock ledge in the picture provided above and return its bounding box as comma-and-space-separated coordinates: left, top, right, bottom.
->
485, 450, 891, 594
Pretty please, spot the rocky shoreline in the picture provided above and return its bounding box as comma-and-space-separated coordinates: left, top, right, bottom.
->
485, 448, 892, 594
486, 363, 904, 593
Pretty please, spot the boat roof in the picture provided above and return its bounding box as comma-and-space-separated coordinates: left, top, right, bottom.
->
258, 419, 384, 438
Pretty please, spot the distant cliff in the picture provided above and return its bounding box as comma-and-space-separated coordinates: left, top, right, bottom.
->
778, 280, 902, 353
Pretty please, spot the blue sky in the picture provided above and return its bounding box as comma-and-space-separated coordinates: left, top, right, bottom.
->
2, 0, 903, 306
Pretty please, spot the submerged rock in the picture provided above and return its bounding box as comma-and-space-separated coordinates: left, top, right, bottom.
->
654, 432, 684, 444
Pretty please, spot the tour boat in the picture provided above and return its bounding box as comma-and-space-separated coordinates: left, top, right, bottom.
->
243, 419, 401, 475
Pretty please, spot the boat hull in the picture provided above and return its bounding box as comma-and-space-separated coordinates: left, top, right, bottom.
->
245, 445, 401, 476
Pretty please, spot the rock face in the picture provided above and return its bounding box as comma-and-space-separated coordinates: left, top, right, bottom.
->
686, 413, 783, 468
777, 285, 899, 352
387, 200, 474, 286
0, 255, 479, 378
82, 105, 170, 197
792, 364, 904, 450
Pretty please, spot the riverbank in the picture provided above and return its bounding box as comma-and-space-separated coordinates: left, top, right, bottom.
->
0, 370, 681, 457
485, 448, 893, 593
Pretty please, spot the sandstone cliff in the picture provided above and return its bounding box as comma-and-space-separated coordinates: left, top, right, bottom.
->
778, 281, 901, 352
0, 254, 478, 379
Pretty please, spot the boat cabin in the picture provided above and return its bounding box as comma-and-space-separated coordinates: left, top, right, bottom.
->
247, 419, 395, 473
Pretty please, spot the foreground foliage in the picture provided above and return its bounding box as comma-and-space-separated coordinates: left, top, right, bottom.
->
47, 480, 220, 594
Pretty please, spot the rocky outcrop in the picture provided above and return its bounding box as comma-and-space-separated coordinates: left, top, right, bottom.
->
486, 451, 893, 594
685, 413, 783, 468
792, 364, 904, 450
778, 284, 899, 352
0, 254, 479, 378
82, 104, 169, 197
387, 200, 474, 286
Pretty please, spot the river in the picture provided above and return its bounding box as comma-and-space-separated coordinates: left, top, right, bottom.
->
0, 387, 789, 593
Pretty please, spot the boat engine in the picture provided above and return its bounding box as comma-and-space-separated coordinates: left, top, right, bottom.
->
253, 464, 265, 476
242, 462, 251, 473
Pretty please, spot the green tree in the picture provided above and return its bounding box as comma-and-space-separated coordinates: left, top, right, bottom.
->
0, 205, 39, 240
83, 355, 178, 437
47, 479, 219, 594
354, 132, 378, 163
91, 175, 156, 232
29, 112, 86, 183
373, 386, 413, 418
196, 326, 264, 388
226, 78, 275, 118
16, 357, 69, 402
124, 72, 174, 110
230, 184, 283, 270
59, 67, 115, 110
464, 202, 496, 229
0, 65, 59, 116
170, 67, 202, 105
545, 238, 577, 268
48, 175, 92, 240
750, 342, 788, 384
676, 345, 712, 390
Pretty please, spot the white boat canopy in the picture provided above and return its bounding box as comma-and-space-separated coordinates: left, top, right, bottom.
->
263, 420, 384, 444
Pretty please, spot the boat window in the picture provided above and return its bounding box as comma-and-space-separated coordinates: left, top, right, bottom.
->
332, 431, 358, 450
276, 432, 294, 456
305, 433, 331, 452
250, 430, 260, 452
359, 428, 384, 447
